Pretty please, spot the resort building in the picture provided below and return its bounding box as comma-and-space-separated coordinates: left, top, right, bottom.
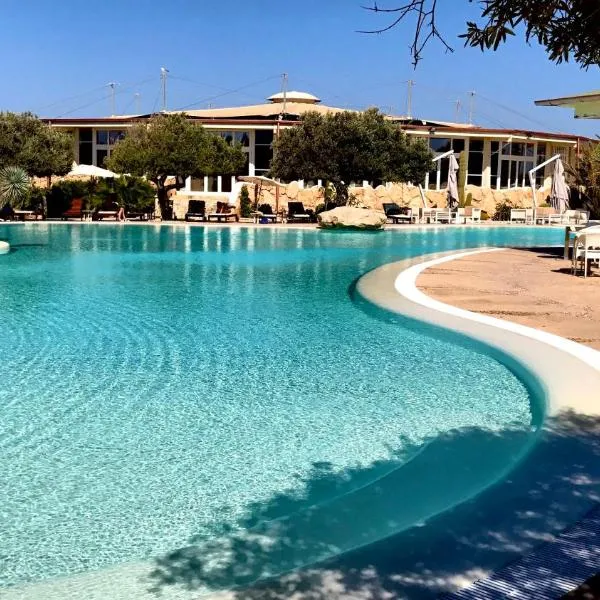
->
46, 91, 588, 215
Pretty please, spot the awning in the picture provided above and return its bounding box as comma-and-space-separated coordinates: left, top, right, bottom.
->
535, 91, 600, 119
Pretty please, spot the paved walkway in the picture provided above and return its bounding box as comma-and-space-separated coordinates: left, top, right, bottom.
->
417, 247, 600, 351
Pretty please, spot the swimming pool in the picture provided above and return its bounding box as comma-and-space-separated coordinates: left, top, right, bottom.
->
0, 223, 562, 597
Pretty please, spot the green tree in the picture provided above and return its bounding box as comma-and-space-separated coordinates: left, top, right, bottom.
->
0, 112, 73, 179
239, 185, 252, 218
106, 113, 245, 220
362, 0, 600, 67
0, 166, 30, 208
270, 108, 432, 204
569, 142, 600, 219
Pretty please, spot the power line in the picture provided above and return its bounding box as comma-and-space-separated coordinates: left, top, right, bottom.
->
173, 74, 281, 111
476, 92, 555, 131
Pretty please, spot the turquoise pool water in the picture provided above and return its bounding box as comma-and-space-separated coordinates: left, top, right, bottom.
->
0, 223, 562, 594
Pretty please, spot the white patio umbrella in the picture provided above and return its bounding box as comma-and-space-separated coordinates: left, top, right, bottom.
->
446, 153, 460, 209
549, 159, 570, 213
238, 175, 285, 212
67, 163, 117, 178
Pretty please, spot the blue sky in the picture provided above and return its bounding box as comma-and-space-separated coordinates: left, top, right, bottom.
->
1, 0, 598, 136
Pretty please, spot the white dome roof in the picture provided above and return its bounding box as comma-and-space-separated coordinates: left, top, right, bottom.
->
267, 91, 321, 104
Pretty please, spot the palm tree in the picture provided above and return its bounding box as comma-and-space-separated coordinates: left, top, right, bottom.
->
0, 166, 30, 209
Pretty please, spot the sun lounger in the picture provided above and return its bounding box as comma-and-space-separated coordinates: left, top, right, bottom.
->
432, 209, 452, 223
208, 201, 239, 222
253, 204, 277, 223
463, 207, 481, 223
185, 200, 206, 222
572, 230, 600, 277
62, 198, 85, 220
0, 205, 15, 221
286, 202, 312, 223
382, 203, 413, 224
94, 200, 119, 221
510, 208, 534, 224
127, 210, 155, 221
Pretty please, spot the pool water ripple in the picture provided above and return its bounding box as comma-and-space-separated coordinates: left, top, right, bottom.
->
0, 224, 561, 593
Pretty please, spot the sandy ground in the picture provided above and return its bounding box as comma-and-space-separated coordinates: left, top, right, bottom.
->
417, 247, 600, 351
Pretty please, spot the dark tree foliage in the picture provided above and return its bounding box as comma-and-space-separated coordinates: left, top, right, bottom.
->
107, 113, 245, 220
568, 142, 600, 219
361, 0, 600, 67
270, 109, 432, 204
0, 112, 73, 177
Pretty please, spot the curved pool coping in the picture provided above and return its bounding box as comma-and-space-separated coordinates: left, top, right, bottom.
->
354, 247, 600, 595
357, 247, 600, 416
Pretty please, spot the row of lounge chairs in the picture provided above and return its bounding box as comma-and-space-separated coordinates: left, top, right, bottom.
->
185, 200, 239, 222
60, 199, 154, 221
510, 207, 589, 225
185, 201, 312, 223
382, 203, 482, 224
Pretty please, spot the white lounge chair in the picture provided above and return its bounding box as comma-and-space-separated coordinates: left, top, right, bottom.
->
576, 210, 590, 225
432, 209, 452, 223
572, 230, 600, 277
463, 207, 481, 223
510, 208, 533, 224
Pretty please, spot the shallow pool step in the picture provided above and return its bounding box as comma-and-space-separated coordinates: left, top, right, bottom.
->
442, 505, 600, 599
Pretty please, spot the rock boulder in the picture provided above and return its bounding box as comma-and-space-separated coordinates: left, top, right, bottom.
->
318, 206, 387, 230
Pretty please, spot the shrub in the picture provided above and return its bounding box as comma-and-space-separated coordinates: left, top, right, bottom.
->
0, 166, 30, 208
92, 176, 156, 213
493, 199, 514, 221
45, 180, 89, 218
239, 185, 252, 218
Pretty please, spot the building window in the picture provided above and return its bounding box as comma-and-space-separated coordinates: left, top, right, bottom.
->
255, 129, 274, 175
190, 177, 205, 192
467, 139, 484, 186
535, 143, 546, 187
426, 137, 466, 190
78, 129, 93, 165
495, 141, 536, 189
490, 141, 499, 183
89, 129, 125, 166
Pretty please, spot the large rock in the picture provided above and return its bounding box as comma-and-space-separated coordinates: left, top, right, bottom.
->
318, 206, 387, 230
0, 241, 10, 255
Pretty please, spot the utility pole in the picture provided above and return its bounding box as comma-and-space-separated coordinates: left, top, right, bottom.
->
134, 93, 141, 114
160, 67, 169, 112
406, 79, 414, 119
107, 82, 118, 116
468, 90, 476, 125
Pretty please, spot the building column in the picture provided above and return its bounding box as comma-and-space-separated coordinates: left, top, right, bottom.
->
482, 140, 492, 188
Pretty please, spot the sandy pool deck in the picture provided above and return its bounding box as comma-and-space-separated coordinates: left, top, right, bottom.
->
417, 247, 600, 351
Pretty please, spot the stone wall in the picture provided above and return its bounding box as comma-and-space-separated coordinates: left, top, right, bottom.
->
172, 181, 552, 219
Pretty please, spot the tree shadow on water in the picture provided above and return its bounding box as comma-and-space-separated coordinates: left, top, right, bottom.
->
148, 410, 600, 599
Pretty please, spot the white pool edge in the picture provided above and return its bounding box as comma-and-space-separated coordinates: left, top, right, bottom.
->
395, 247, 600, 375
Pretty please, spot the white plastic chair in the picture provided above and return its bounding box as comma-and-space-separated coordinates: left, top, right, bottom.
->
572, 231, 600, 277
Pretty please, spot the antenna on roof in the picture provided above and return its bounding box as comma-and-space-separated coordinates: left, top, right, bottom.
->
281, 72, 288, 118
107, 82, 119, 116
134, 92, 141, 114
160, 67, 169, 111
406, 80, 414, 119
453, 98, 462, 122
468, 90, 476, 125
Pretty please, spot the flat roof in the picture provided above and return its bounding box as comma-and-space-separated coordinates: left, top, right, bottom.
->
535, 90, 600, 119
